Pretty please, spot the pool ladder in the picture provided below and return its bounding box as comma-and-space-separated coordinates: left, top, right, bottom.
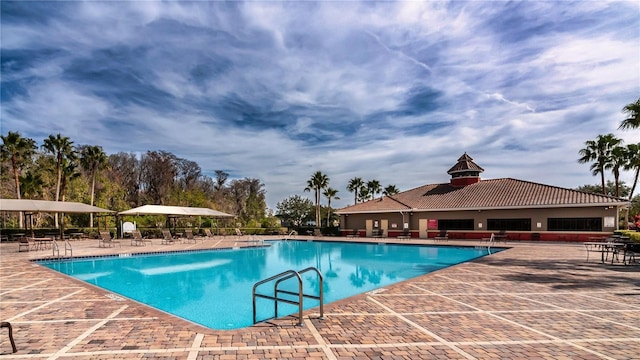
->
252, 267, 324, 326
51, 238, 73, 258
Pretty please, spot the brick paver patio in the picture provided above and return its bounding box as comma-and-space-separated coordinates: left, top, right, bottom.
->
1, 235, 638, 359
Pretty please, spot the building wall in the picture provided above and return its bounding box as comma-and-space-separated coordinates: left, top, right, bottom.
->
339, 206, 619, 241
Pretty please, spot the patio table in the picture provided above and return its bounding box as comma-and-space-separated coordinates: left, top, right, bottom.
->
584, 241, 625, 263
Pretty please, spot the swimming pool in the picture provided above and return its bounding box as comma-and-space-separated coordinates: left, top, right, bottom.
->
39, 240, 499, 330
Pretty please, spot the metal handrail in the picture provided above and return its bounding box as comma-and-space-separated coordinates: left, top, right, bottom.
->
284, 230, 296, 241
253, 270, 303, 325
252, 267, 324, 326
52, 239, 60, 258
64, 239, 73, 257
274, 267, 324, 320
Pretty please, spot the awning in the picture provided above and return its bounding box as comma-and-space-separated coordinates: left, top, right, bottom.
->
0, 199, 114, 213
118, 205, 234, 217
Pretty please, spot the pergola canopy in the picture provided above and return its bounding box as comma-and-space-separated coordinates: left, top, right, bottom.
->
0, 199, 114, 213
118, 205, 234, 218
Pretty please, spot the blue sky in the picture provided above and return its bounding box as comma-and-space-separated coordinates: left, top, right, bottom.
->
1, 1, 639, 210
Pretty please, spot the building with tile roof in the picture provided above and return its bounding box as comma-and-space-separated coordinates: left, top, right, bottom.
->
336, 153, 629, 241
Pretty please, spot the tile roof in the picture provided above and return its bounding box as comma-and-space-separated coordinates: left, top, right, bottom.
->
336, 178, 628, 214
447, 152, 484, 174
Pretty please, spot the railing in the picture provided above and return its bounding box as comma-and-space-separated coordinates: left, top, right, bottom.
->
64, 239, 72, 257
252, 267, 324, 326
51, 238, 73, 258
284, 230, 297, 241
52, 239, 59, 258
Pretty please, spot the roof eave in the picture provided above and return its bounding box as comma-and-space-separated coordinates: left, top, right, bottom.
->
336, 201, 630, 215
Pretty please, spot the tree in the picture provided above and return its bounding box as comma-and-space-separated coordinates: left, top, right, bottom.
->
106, 152, 140, 207
42, 133, 75, 227
1, 131, 37, 227
347, 177, 363, 205
276, 195, 314, 227
575, 181, 630, 198
323, 187, 340, 227
624, 143, 640, 201
367, 179, 382, 200
139, 150, 177, 205
383, 184, 400, 196
609, 145, 627, 197
619, 98, 640, 131
357, 186, 371, 203
304, 171, 329, 227
578, 133, 621, 195
19, 171, 44, 199
79, 145, 108, 227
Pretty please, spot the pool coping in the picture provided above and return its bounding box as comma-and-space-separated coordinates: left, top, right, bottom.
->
1, 235, 639, 359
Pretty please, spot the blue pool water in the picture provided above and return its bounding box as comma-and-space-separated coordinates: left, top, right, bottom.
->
39, 240, 498, 330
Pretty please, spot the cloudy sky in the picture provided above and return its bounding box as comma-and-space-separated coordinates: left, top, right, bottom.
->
2, 1, 639, 210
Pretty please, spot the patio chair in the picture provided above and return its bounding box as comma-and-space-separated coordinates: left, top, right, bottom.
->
434, 230, 448, 242
235, 228, 245, 237
372, 228, 384, 238
313, 228, 324, 237
623, 243, 640, 265
346, 229, 360, 238
131, 230, 152, 246
99, 231, 120, 248
183, 229, 197, 243
18, 236, 34, 252
204, 228, 214, 239
161, 229, 174, 245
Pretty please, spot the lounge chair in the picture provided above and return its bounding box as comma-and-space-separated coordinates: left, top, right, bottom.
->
372, 228, 384, 238
18, 236, 34, 252
434, 230, 448, 242
346, 229, 360, 238
183, 229, 197, 243
313, 228, 323, 237
99, 231, 120, 248
161, 229, 175, 245
131, 230, 152, 246
493, 230, 508, 243
398, 228, 411, 240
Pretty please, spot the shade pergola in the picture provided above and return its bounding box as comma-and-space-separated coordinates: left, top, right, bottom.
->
117, 205, 234, 235
118, 205, 233, 218
0, 199, 115, 237
0, 199, 114, 214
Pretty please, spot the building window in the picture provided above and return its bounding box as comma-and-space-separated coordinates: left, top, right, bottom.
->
547, 218, 602, 231
487, 218, 531, 231
438, 219, 474, 230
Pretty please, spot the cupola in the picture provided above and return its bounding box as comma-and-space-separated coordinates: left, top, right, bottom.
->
447, 153, 484, 187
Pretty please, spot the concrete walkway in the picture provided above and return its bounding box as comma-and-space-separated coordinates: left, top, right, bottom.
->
0, 236, 639, 359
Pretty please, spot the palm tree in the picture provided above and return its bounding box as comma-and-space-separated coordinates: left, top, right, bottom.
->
42, 133, 75, 227
357, 186, 370, 203
609, 145, 627, 197
347, 177, 363, 205
621, 143, 640, 229
80, 145, 108, 227
323, 187, 340, 227
367, 179, 382, 200
619, 98, 640, 131
304, 171, 329, 227
1, 131, 37, 227
383, 184, 400, 196
624, 143, 640, 201
578, 133, 621, 195
19, 171, 44, 199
